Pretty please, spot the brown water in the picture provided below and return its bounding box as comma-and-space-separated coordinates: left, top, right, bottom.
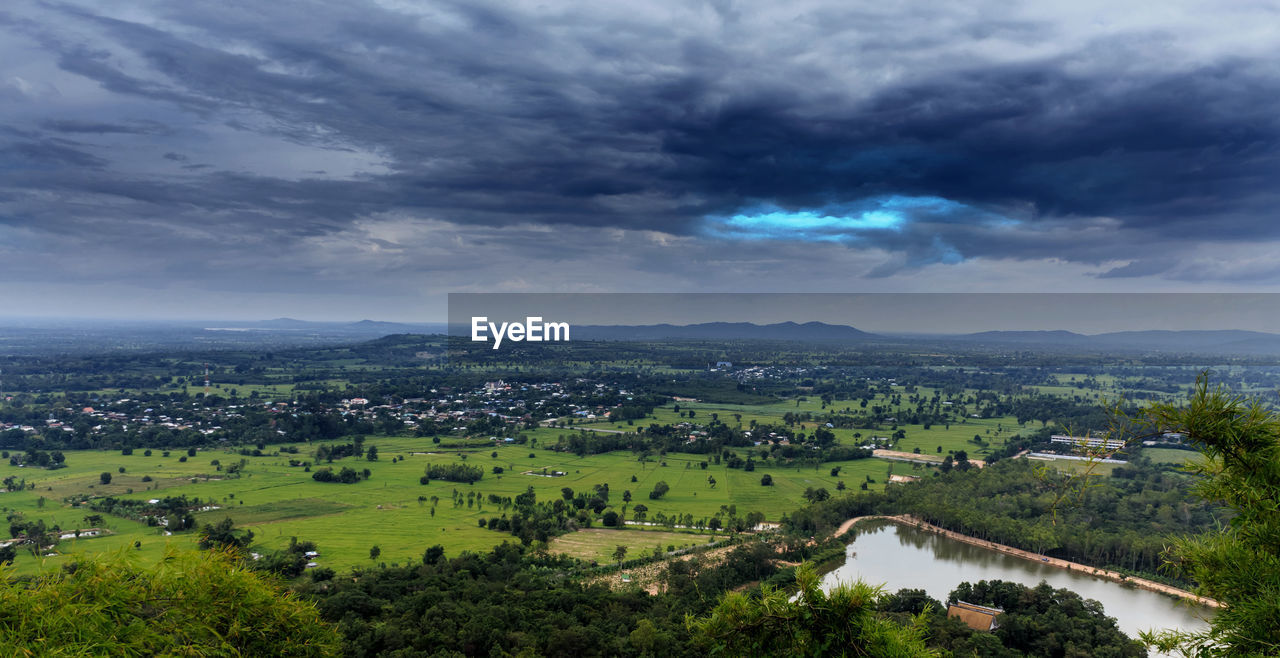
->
820, 519, 1212, 655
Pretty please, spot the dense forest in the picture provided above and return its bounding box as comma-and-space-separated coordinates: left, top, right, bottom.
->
301, 539, 788, 657
784, 459, 1222, 586
879, 580, 1145, 657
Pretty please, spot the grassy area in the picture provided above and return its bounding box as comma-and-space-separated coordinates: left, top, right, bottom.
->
0, 438, 893, 575
1142, 447, 1203, 465
546, 397, 1032, 460
548, 527, 722, 564
1030, 457, 1125, 477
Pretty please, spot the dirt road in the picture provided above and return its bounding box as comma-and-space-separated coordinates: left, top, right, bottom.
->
873, 449, 986, 468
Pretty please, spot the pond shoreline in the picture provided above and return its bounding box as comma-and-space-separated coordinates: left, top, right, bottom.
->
835, 515, 1220, 608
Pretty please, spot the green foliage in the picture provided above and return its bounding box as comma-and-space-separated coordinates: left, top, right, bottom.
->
687, 563, 936, 657
310, 542, 688, 655
940, 580, 1144, 656
306, 539, 790, 657
801, 486, 830, 503
0, 548, 339, 656
787, 458, 1220, 585
254, 537, 319, 578
198, 517, 254, 551
1138, 376, 1280, 657
310, 466, 368, 483
422, 463, 483, 483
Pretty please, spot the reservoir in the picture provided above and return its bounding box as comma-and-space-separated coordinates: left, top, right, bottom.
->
820, 519, 1212, 652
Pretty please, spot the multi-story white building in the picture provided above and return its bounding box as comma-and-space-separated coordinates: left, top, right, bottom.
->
1050, 434, 1126, 450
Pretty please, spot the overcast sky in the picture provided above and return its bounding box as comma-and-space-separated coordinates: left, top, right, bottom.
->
2, 1, 1278, 323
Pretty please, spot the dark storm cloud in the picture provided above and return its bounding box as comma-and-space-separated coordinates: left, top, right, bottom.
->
41, 119, 167, 134
3, 138, 107, 168
1, 0, 1279, 307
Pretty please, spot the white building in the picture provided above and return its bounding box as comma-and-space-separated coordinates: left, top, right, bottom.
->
1050, 434, 1126, 450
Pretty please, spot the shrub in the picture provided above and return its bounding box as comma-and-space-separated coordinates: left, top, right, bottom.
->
423, 464, 483, 483
0, 548, 340, 655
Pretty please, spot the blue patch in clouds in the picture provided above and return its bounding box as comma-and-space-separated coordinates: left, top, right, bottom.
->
703, 195, 993, 243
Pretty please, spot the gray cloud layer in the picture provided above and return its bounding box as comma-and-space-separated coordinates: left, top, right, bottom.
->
1, 1, 1278, 319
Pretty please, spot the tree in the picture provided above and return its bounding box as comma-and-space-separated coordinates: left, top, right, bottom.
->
760, 474, 773, 486
648, 481, 670, 500
688, 563, 935, 656
0, 544, 14, 566
197, 518, 254, 551
612, 544, 628, 566
369, 545, 381, 561
0, 548, 339, 655
365, 445, 378, 461
99, 472, 112, 485
802, 487, 830, 503
1138, 376, 1280, 657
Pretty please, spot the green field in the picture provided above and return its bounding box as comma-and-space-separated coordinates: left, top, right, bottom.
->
549, 395, 1032, 459
1, 438, 893, 575
1142, 447, 1204, 465
548, 527, 722, 563
1028, 456, 1125, 476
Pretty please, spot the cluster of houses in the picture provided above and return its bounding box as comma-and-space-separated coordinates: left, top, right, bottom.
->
6, 376, 642, 446
326, 379, 637, 434
77, 402, 222, 436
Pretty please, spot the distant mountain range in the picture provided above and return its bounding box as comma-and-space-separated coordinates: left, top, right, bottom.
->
452, 321, 1280, 355
569, 321, 881, 342
4, 316, 1280, 356
214, 318, 448, 334
436, 320, 1280, 354
937, 329, 1280, 354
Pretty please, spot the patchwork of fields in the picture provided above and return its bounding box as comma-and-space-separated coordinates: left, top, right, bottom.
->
2, 385, 1137, 576
552, 396, 1033, 459
1, 436, 897, 575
